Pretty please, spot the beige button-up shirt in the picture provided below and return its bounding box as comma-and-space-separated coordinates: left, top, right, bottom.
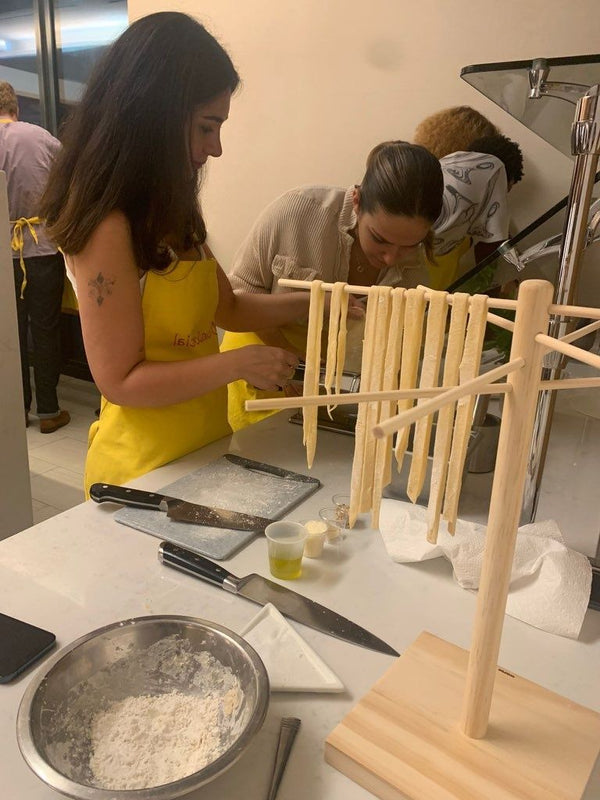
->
228, 185, 429, 294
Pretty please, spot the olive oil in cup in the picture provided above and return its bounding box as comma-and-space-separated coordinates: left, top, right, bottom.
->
265, 522, 307, 580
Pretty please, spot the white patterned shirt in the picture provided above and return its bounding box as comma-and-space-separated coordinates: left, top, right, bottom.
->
433, 151, 509, 256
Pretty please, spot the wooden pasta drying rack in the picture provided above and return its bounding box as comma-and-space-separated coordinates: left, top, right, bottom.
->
247, 278, 600, 799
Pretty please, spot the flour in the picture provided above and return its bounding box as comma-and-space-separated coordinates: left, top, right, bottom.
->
46, 635, 248, 790
89, 688, 239, 789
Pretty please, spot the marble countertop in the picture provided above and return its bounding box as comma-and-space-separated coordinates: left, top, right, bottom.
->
1, 412, 599, 798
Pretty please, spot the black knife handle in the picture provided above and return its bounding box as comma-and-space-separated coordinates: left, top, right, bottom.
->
89, 483, 165, 510
158, 541, 234, 587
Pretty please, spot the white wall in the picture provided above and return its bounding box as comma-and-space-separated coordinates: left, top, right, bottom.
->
129, 0, 600, 273
0, 172, 33, 538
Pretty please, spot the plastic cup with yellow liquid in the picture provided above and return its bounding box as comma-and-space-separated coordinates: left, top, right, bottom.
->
265, 521, 307, 580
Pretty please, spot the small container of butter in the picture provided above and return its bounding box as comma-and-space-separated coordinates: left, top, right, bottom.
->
301, 519, 328, 558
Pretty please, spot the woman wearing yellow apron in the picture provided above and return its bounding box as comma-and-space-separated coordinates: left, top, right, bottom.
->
84, 256, 231, 492
223, 140, 445, 431
39, 14, 310, 495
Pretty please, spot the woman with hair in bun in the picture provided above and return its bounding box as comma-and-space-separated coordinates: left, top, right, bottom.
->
221, 140, 444, 430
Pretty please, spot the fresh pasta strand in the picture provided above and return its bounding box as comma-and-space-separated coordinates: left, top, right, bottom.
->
324, 282, 345, 417
371, 287, 406, 529
303, 280, 325, 469
360, 286, 392, 513
442, 294, 489, 533
425, 293, 470, 543
335, 288, 350, 395
406, 290, 449, 504
348, 287, 379, 527
394, 286, 427, 470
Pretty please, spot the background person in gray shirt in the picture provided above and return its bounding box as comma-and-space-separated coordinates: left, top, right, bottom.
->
0, 81, 70, 433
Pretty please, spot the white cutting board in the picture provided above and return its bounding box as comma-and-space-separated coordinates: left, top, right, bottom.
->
113, 455, 320, 560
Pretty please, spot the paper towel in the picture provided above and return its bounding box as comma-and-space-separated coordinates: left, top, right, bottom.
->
379, 498, 592, 638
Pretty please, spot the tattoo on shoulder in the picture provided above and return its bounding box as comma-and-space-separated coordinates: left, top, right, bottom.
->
88, 273, 115, 306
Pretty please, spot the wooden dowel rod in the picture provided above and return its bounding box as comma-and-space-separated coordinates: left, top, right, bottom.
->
278, 278, 371, 295
461, 279, 554, 739
559, 318, 600, 344
279, 278, 600, 320
372, 358, 523, 439
486, 312, 514, 332
276, 278, 519, 311
245, 382, 511, 412
425, 292, 516, 311
535, 333, 600, 370
549, 303, 600, 319
539, 376, 600, 390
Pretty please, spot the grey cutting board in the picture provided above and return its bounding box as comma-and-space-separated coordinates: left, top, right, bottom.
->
113, 455, 321, 560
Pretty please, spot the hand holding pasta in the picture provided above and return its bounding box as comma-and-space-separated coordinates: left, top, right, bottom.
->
236, 345, 299, 391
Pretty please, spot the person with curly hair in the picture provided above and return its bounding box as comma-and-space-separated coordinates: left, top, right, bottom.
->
413, 105, 499, 159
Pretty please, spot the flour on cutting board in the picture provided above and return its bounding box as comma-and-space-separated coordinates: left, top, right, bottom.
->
180, 458, 307, 515
114, 455, 321, 560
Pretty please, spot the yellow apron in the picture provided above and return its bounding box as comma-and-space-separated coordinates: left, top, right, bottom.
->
426, 236, 471, 290
220, 322, 309, 432
84, 257, 231, 494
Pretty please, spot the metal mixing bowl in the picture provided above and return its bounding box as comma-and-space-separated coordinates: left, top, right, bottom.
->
17, 615, 269, 799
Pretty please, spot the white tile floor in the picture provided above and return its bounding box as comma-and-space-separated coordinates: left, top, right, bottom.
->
25, 368, 600, 559
26, 375, 100, 524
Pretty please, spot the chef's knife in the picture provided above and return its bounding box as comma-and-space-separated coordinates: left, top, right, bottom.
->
89, 483, 273, 533
158, 541, 399, 657
224, 453, 320, 486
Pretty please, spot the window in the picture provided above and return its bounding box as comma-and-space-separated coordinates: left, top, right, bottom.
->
0, 0, 127, 133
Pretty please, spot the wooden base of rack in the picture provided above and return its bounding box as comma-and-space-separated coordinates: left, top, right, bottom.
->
325, 632, 600, 800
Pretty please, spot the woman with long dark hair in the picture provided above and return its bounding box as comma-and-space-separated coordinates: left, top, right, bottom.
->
42, 12, 308, 492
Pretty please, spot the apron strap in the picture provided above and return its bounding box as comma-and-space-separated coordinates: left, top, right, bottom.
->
10, 216, 42, 298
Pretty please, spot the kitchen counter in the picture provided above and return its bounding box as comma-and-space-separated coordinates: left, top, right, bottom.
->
1, 411, 599, 798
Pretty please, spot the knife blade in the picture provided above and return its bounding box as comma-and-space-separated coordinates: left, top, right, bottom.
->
158, 541, 399, 657
224, 453, 320, 486
89, 483, 274, 533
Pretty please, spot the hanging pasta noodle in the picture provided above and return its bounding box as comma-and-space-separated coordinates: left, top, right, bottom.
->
425, 293, 470, 543
303, 280, 325, 469
406, 290, 449, 504
394, 286, 427, 470
442, 293, 489, 533
371, 287, 406, 529
348, 287, 379, 527
335, 288, 350, 395
323, 282, 346, 417
359, 286, 392, 512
